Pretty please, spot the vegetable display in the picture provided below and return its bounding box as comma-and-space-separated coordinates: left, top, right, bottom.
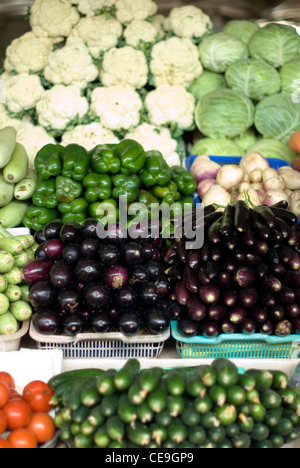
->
48, 358, 300, 448
165, 198, 300, 339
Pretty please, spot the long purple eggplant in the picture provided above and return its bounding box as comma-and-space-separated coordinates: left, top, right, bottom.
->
23, 258, 54, 285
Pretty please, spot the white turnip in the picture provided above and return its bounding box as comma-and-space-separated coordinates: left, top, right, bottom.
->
197, 179, 217, 198
239, 151, 270, 175
202, 185, 231, 210
216, 164, 244, 190
191, 156, 220, 183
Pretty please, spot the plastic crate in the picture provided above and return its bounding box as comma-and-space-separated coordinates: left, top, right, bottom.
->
171, 321, 300, 360
0, 320, 30, 352
29, 320, 170, 359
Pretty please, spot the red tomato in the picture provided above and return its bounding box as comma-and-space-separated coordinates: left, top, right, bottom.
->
0, 438, 12, 448
8, 389, 23, 401
22, 380, 54, 413
0, 372, 15, 389
3, 399, 32, 430
27, 412, 56, 444
0, 382, 10, 408
7, 428, 38, 449
0, 409, 7, 435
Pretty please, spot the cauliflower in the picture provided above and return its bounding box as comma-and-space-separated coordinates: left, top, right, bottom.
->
72, 0, 116, 17
125, 123, 181, 166
5, 74, 45, 115
16, 121, 56, 168
90, 85, 142, 132
61, 122, 120, 150
43, 43, 99, 89
123, 20, 158, 48
115, 0, 157, 24
145, 85, 196, 131
67, 15, 123, 58
150, 37, 203, 88
100, 46, 148, 89
30, 0, 80, 41
0, 104, 24, 130
36, 85, 89, 134
164, 5, 213, 42
4, 32, 53, 74
149, 14, 166, 40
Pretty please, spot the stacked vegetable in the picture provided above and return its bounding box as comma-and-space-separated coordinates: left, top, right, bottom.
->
165, 198, 300, 339
23, 218, 174, 338
22, 139, 196, 232
0, 226, 35, 336
0, 127, 37, 228
49, 358, 300, 448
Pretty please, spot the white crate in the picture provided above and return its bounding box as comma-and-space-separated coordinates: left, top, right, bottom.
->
0, 320, 30, 352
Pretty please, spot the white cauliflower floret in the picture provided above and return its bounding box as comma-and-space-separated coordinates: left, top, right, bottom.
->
61, 123, 119, 150
165, 5, 213, 41
145, 85, 196, 131
16, 121, 56, 168
90, 85, 142, 132
30, 0, 80, 41
0, 104, 24, 129
43, 43, 99, 89
5, 74, 45, 114
67, 15, 123, 58
115, 0, 157, 24
150, 37, 203, 88
123, 20, 158, 48
4, 32, 53, 74
149, 14, 166, 40
100, 46, 148, 89
36, 85, 89, 132
72, 0, 116, 17
125, 123, 181, 166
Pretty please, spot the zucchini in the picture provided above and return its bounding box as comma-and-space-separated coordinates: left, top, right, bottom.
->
245, 369, 273, 392
154, 409, 172, 428
100, 395, 117, 418
207, 426, 226, 444
261, 389, 282, 409
114, 359, 140, 391
265, 407, 283, 427
282, 408, 299, 425
215, 404, 238, 427
53, 410, 64, 429
209, 385, 227, 407
137, 401, 154, 424
252, 440, 273, 449
70, 422, 81, 437
166, 369, 186, 396
167, 395, 185, 418
88, 404, 105, 428
238, 373, 256, 392
246, 389, 260, 404
271, 370, 288, 390
232, 433, 251, 449
94, 425, 111, 448
181, 403, 202, 427
251, 423, 270, 442
188, 426, 206, 445
127, 422, 151, 447
250, 403, 267, 422
200, 439, 217, 449
81, 380, 102, 407
196, 365, 217, 387
163, 440, 177, 448
201, 412, 220, 429
138, 367, 163, 395
150, 423, 168, 446
96, 369, 117, 396
59, 422, 73, 445
106, 416, 125, 443
48, 369, 104, 389
60, 407, 72, 423
272, 417, 294, 437
278, 386, 297, 407
237, 402, 251, 416
238, 414, 254, 434
167, 420, 188, 444
117, 394, 137, 424
147, 385, 168, 414
186, 374, 206, 398
108, 441, 127, 448
212, 358, 239, 388
194, 395, 213, 414
227, 385, 246, 406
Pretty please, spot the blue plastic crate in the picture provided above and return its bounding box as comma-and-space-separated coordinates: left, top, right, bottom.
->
171, 321, 300, 360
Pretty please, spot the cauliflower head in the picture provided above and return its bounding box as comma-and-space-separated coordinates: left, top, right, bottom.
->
43, 43, 99, 89
61, 123, 120, 150
30, 0, 80, 41
123, 20, 158, 48
145, 85, 196, 131
0, 104, 24, 130
125, 123, 181, 166
149, 14, 166, 40
67, 15, 123, 58
72, 0, 116, 17
4, 32, 53, 74
36, 85, 89, 133
164, 5, 213, 41
150, 37, 203, 88
90, 85, 142, 132
5, 73, 45, 114
16, 121, 56, 168
100, 46, 148, 89
115, 0, 157, 24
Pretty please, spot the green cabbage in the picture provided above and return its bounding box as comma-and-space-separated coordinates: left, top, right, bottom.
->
195, 89, 255, 138
254, 92, 300, 144
198, 32, 249, 73
247, 138, 297, 163
188, 71, 227, 101
225, 59, 281, 101
191, 136, 244, 157
233, 129, 257, 152
223, 20, 259, 44
249, 23, 300, 68
279, 58, 300, 96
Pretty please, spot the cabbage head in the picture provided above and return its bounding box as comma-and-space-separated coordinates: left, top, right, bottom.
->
225, 59, 281, 101
233, 129, 257, 152
198, 32, 249, 73
279, 58, 300, 96
188, 71, 227, 101
247, 138, 297, 163
223, 20, 259, 44
249, 23, 300, 68
191, 136, 244, 157
255, 92, 300, 144
195, 88, 255, 138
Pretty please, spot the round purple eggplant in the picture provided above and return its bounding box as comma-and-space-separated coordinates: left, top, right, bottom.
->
29, 280, 57, 308
104, 265, 129, 290
43, 220, 64, 240
89, 311, 112, 333
49, 260, 74, 289
80, 238, 100, 257
82, 218, 98, 238
116, 311, 143, 337
186, 296, 207, 322
229, 307, 247, 325
285, 303, 300, 319
274, 319, 293, 337
63, 313, 85, 336
198, 284, 220, 305
208, 304, 227, 322
44, 239, 65, 260
60, 222, 82, 244
122, 242, 145, 265
239, 318, 257, 335
84, 283, 111, 309
177, 315, 199, 338
142, 306, 170, 335
33, 310, 60, 335
75, 258, 102, 284
62, 243, 82, 265
200, 320, 220, 338
57, 287, 80, 313
98, 244, 121, 266
114, 285, 137, 309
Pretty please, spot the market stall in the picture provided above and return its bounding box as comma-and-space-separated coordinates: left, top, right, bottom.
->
0, 0, 300, 450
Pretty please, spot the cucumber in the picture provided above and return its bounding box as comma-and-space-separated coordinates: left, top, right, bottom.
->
246, 388, 260, 404
127, 422, 151, 447
269, 434, 284, 448
250, 403, 267, 422
72, 406, 91, 425
137, 401, 154, 424
194, 395, 213, 414
0, 126, 17, 169
0, 238, 23, 255
59, 422, 73, 445
96, 369, 117, 396
261, 389, 282, 409
114, 359, 140, 391
80, 380, 101, 408
265, 407, 283, 427
147, 385, 168, 414
128, 380, 147, 406
217, 439, 234, 448
271, 370, 288, 390
154, 409, 172, 428
87, 405, 105, 428
167, 395, 185, 418
80, 420, 96, 436
226, 385, 246, 406
278, 386, 297, 407
196, 365, 217, 387
215, 404, 238, 427
200, 439, 217, 448
181, 403, 201, 427
167, 420, 188, 444
225, 423, 240, 438
282, 408, 299, 425
252, 440, 273, 449
232, 433, 251, 449
166, 369, 186, 396
201, 412, 220, 429
108, 441, 127, 448
100, 395, 117, 418
186, 374, 206, 398
106, 416, 125, 443
245, 369, 273, 392
188, 426, 206, 445
272, 417, 294, 437
94, 425, 111, 448
211, 358, 239, 388
117, 394, 137, 424
163, 440, 177, 448
207, 426, 226, 444
150, 423, 168, 446
53, 410, 64, 429
65, 377, 97, 412
209, 385, 227, 407
3, 142, 28, 184
251, 423, 270, 442
138, 367, 163, 395
48, 369, 104, 389
238, 414, 254, 434
70, 422, 81, 437
60, 406, 72, 423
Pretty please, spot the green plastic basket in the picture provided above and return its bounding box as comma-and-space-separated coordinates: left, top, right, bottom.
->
171, 321, 300, 359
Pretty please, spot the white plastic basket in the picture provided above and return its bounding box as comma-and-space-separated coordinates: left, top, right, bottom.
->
29, 320, 170, 359
0, 320, 30, 352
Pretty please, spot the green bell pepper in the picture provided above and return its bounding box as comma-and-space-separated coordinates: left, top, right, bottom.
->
32, 178, 58, 210
34, 144, 63, 181
23, 205, 60, 231
58, 198, 88, 223
61, 144, 91, 181
138, 189, 159, 206
112, 174, 141, 203
55, 176, 82, 203
171, 165, 197, 196
139, 150, 172, 188
90, 144, 120, 175
88, 198, 119, 225
152, 181, 181, 205
114, 139, 146, 175
83, 173, 112, 203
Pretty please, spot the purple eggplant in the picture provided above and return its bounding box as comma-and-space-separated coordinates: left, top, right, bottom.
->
62, 243, 82, 265
208, 304, 227, 322
223, 289, 238, 308
29, 280, 57, 308
117, 311, 143, 336
292, 318, 300, 334
82, 218, 98, 238
75, 258, 102, 284
239, 288, 258, 309
105, 305, 123, 321
84, 283, 112, 309
114, 285, 137, 309
246, 253, 261, 267
285, 303, 300, 319
154, 278, 170, 299
186, 295, 207, 322
43, 220, 64, 240
145, 261, 164, 282
254, 240, 269, 256
33, 310, 60, 335
98, 244, 121, 266
34, 243, 47, 259
233, 267, 256, 288
259, 321, 274, 335
163, 244, 177, 265
34, 229, 47, 245
218, 272, 231, 288
167, 302, 184, 319
49, 260, 74, 289
80, 238, 100, 257
89, 311, 112, 333
60, 222, 82, 244
251, 306, 268, 323
104, 265, 128, 290
142, 306, 170, 335
122, 242, 145, 265
198, 284, 220, 305
78, 306, 94, 323
63, 314, 85, 336
221, 320, 237, 334
175, 279, 191, 306
284, 271, 300, 287
261, 275, 282, 293
104, 223, 127, 246
274, 319, 292, 337
200, 320, 220, 338
240, 318, 256, 335
187, 249, 202, 270
276, 286, 296, 305
260, 293, 276, 308
23, 258, 54, 285
183, 264, 199, 294
57, 287, 80, 313
129, 265, 149, 285
177, 315, 199, 338
229, 307, 247, 325
43, 239, 65, 260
